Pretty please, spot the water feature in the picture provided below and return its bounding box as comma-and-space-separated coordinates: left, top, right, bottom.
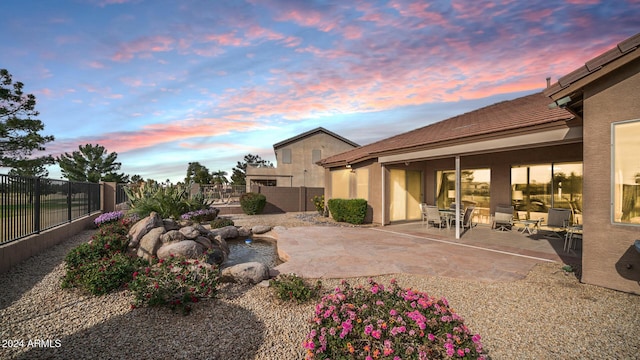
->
223, 237, 282, 269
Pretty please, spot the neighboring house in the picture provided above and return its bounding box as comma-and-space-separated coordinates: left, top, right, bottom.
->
320, 32, 639, 294
245, 127, 359, 192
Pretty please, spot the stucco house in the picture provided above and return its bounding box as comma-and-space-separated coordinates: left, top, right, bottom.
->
320, 32, 639, 294
246, 127, 359, 192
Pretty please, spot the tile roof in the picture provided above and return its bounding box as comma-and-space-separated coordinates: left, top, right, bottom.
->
273, 126, 359, 149
544, 32, 640, 97
320, 92, 573, 167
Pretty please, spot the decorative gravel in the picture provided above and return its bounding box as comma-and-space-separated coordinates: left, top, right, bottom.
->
1, 213, 639, 359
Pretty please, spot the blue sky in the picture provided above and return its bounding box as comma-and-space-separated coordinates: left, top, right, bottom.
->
1, 0, 638, 183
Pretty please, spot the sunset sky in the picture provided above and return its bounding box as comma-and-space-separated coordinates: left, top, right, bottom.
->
1, 0, 638, 183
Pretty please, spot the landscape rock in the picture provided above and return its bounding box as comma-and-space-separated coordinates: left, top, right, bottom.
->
137, 227, 166, 261
162, 219, 180, 231
220, 262, 269, 284
179, 226, 200, 240
157, 240, 203, 259
211, 235, 230, 255
194, 236, 213, 250
193, 223, 209, 235
272, 226, 287, 233
128, 212, 163, 248
210, 225, 238, 240
252, 225, 272, 234
206, 248, 227, 266
160, 230, 185, 243
238, 226, 252, 238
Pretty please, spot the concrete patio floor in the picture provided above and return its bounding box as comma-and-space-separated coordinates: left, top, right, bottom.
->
271, 222, 581, 282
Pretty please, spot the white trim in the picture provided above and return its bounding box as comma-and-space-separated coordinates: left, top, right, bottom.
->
381, 164, 386, 226
379, 127, 582, 164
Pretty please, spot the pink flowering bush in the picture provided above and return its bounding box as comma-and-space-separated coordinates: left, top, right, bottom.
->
128, 254, 219, 315
303, 279, 487, 359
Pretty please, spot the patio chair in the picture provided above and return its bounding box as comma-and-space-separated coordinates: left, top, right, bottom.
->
419, 203, 428, 226
542, 208, 572, 239
492, 205, 514, 231
425, 205, 447, 229
451, 206, 475, 231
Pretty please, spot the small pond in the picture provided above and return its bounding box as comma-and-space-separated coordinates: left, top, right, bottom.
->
223, 237, 282, 269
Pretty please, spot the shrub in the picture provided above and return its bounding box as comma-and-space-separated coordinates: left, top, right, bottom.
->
124, 181, 213, 219
62, 219, 143, 295
303, 279, 487, 360
210, 217, 235, 228
327, 198, 368, 224
270, 273, 322, 304
311, 195, 326, 215
240, 192, 267, 215
128, 254, 219, 315
180, 208, 218, 222
94, 210, 125, 227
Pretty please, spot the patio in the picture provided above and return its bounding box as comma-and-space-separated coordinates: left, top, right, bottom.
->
385, 221, 581, 265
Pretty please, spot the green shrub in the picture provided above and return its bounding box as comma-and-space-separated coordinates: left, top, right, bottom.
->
124, 181, 213, 219
327, 198, 368, 224
128, 255, 219, 315
311, 195, 325, 215
61, 220, 143, 295
239, 192, 267, 215
210, 217, 235, 228
270, 273, 322, 304
303, 279, 487, 359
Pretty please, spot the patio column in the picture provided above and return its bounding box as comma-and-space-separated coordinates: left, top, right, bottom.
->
455, 156, 461, 239
381, 164, 386, 226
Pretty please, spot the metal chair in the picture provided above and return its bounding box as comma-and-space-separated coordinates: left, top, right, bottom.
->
425, 205, 447, 230
419, 203, 428, 226
492, 205, 514, 231
542, 208, 572, 239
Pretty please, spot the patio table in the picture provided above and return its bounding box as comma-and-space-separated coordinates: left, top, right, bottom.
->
517, 219, 541, 235
439, 209, 461, 229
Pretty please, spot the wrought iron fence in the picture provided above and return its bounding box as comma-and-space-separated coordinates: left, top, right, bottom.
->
1, 174, 101, 244
116, 183, 128, 205
199, 184, 246, 202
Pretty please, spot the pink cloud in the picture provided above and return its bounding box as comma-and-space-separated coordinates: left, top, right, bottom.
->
112, 35, 174, 62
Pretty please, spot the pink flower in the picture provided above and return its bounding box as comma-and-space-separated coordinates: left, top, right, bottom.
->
364, 324, 373, 335
389, 309, 398, 316
458, 349, 465, 356
428, 333, 436, 341
371, 330, 382, 339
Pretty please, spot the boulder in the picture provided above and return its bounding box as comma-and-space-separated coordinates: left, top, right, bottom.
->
211, 235, 230, 255
160, 230, 185, 243
210, 225, 238, 240
251, 225, 272, 234
194, 236, 213, 250
272, 226, 287, 233
179, 226, 200, 240
157, 240, 203, 259
193, 223, 209, 235
220, 262, 269, 284
128, 212, 163, 248
162, 219, 180, 231
238, 226, 252, 238
137, 227, 166, 261
206, 248, 227, 266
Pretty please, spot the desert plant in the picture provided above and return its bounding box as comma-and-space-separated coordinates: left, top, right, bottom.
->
327, 198, 368, 224
240, 192, 267, 215
124, 181, 213, 219
303, 279, 487, 359
311, 195, 326, 215
270, 273, 322, 304
210, 217, 235, 228
128, 254, 219, 315
62, 219, 143, 295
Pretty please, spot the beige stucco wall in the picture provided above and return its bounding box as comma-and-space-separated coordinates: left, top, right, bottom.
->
247, 132, 357, 191
581, 58, 640, 294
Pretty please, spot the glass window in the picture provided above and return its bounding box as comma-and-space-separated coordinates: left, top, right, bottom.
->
553, 162, 583, 224
613, 119, 640, 224
436, 169, 491, 224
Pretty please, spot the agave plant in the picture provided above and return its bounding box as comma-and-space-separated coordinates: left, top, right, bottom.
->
123, 181, 212, 219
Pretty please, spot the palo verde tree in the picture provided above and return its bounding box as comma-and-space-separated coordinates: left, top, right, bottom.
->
57, 144, 128, 183
0, 68, 55, 175
230, 154, 273, 186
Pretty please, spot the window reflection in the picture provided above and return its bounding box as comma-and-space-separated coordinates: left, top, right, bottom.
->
436, 169, 491, 224
613, 120, 640, 224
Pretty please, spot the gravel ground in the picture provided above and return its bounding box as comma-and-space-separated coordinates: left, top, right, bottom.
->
1, 212, 639, 359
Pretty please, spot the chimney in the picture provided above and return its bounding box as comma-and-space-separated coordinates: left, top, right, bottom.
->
546, 77, 551, 88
